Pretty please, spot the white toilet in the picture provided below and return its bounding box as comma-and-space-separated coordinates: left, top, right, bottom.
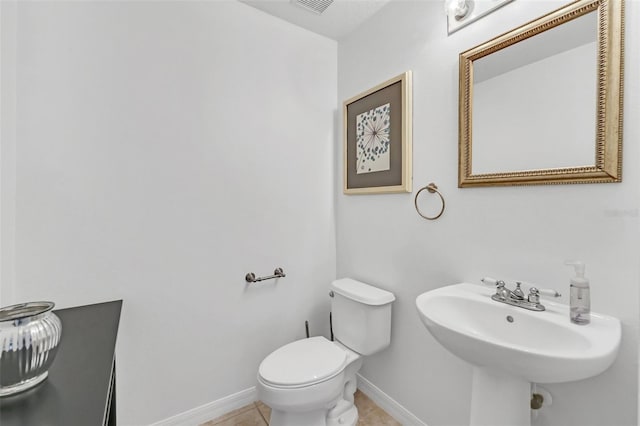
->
256, 278, 395, 426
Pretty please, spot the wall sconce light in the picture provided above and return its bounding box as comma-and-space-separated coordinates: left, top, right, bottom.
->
445, 0, 515, 35
444, 0, 470, 21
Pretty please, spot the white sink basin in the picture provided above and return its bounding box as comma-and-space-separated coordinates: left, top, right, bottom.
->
416, 283, 621, 426
416, 283, 621, 383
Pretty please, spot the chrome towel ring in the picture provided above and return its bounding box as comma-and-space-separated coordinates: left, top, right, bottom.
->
414, 183, 445, 220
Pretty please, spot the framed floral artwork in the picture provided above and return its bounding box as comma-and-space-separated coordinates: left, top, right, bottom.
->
343, 71, 412, 194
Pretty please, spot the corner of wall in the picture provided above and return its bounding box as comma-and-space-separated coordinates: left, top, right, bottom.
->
0, 0, 18, 307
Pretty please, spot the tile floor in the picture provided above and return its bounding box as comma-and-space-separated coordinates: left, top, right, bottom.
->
201, 390, 401, 426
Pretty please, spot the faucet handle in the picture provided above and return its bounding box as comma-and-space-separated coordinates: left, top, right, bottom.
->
538, 288, 561, 298
528, 287, 560, 304
480, 277, 504, 287
517, 279, 561, 298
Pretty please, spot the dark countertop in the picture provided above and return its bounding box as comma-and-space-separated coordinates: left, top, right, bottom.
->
0, 300, 123, 426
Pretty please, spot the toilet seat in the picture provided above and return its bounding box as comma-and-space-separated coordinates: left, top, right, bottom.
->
259, 337, 347, 388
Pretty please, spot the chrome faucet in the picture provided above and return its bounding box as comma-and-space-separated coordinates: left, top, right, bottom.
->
481, 277, 561, 312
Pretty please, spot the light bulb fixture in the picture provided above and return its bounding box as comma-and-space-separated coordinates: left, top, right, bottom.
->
444, 0, 470, 20
445, 0, 515, 35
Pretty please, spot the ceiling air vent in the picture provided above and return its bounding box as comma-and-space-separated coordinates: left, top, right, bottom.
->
292, 0, 334, 14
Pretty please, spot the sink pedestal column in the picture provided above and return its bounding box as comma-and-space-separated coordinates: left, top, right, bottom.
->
470, 367, 530, 426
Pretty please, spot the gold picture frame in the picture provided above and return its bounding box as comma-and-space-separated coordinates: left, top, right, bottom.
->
343, 72, 412, 194
458, 0, 624, 187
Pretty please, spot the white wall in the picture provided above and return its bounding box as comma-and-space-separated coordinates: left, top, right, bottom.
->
0, 1, 17, 307
2, 2, 337, 424
338, 1, 639, 425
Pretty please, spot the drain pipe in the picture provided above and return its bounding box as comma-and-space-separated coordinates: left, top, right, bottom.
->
531, 384, 553, 419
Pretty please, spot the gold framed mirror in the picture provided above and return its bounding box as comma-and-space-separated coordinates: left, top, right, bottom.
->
458, 0, 624, 187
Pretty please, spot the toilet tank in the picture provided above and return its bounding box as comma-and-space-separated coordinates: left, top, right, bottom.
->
330, 278, 395, 355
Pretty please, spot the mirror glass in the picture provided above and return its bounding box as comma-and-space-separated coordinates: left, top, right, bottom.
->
472, 12, 597, 174
458, 0, 624, 187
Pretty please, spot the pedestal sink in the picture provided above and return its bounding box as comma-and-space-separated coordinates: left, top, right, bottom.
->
415, 283, 621, 426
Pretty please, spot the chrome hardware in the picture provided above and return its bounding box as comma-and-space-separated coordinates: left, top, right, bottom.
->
329, 290, 335, 298
483, 277, 546, 312
528, 287, 540, 304
495, 280, 510, 300
414, 182, 446, 220
513, 282, 525, 300
245, 268, 286, 283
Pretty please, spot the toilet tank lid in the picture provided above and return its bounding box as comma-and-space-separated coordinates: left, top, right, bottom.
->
331, 278, 395, 306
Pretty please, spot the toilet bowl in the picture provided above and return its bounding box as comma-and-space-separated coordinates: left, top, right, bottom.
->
257, 337, 362, 426
256, 278, 395, 426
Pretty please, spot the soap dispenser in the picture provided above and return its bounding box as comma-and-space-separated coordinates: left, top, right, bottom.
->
565, 261, 590, 325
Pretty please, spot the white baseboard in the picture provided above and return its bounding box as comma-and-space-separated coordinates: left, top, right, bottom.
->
151, 376, 424, 426
357, 374, 428, 426
151, 387, 257, 426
